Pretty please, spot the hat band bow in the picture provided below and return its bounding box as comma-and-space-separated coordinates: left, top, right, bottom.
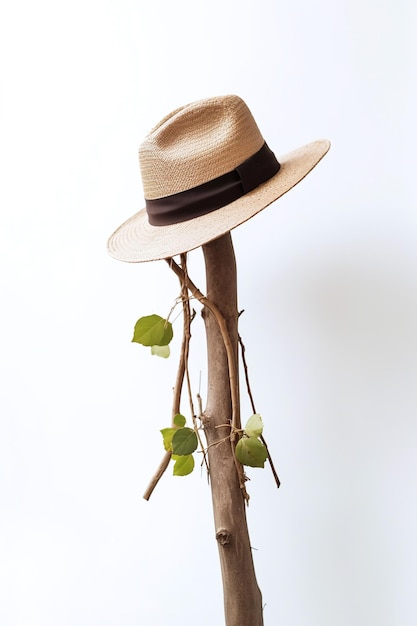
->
145, 142, 280, 226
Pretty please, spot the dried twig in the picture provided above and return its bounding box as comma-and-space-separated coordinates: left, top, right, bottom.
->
166, 258, 241, 432
143, 255, 209, 500
238, 333, 281, 489
167, 257, 248, 501
143, 257, 189, 500
180, 254, 209, 476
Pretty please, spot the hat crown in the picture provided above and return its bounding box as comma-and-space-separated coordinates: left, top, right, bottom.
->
139, 95, 264, 200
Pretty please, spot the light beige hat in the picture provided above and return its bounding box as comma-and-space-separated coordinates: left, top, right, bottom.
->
107, 95, 330, 263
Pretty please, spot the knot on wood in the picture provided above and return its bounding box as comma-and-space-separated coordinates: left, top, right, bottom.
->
216, 528, 231, 546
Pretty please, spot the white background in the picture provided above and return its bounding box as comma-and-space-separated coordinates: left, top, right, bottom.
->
1, 1, 417, 624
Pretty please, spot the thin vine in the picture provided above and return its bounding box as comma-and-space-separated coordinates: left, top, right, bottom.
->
139, 254, 278, 502
143, 254, 209, 499
238, 333, 280, 489
167, 256, 248, 500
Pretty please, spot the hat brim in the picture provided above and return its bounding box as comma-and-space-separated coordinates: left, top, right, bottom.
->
107, 139, 330, 263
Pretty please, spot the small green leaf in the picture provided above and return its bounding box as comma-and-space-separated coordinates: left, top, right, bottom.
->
173, 413, 186, 428
132, 315, 173, 347
172, 427, 198, 456
244, 413, 264, 438
151, 344, 170, 358
160, 427, 176, 452
172, 454, 195, 476
236, 436, 268, 468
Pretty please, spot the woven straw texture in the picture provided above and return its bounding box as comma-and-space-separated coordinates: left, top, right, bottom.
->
140, 96, 264, 199
108, 96, 330, 263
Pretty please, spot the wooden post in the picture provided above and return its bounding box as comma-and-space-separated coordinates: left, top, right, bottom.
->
202, 233, 264, 626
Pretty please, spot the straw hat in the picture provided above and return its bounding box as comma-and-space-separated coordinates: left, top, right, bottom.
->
107, 95, 330, 263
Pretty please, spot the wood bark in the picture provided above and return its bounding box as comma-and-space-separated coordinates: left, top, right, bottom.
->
202, 233, 264, 626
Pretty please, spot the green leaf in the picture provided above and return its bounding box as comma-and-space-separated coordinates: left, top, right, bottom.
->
173, 413, 186, 428
244, 413, 264, 438
151, 344, 170, 358
132, 315, 173, 347
172, 454, 195, 476
172, 427, 198, 456
235, 436, 268, 468
160, 427, 176, 452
